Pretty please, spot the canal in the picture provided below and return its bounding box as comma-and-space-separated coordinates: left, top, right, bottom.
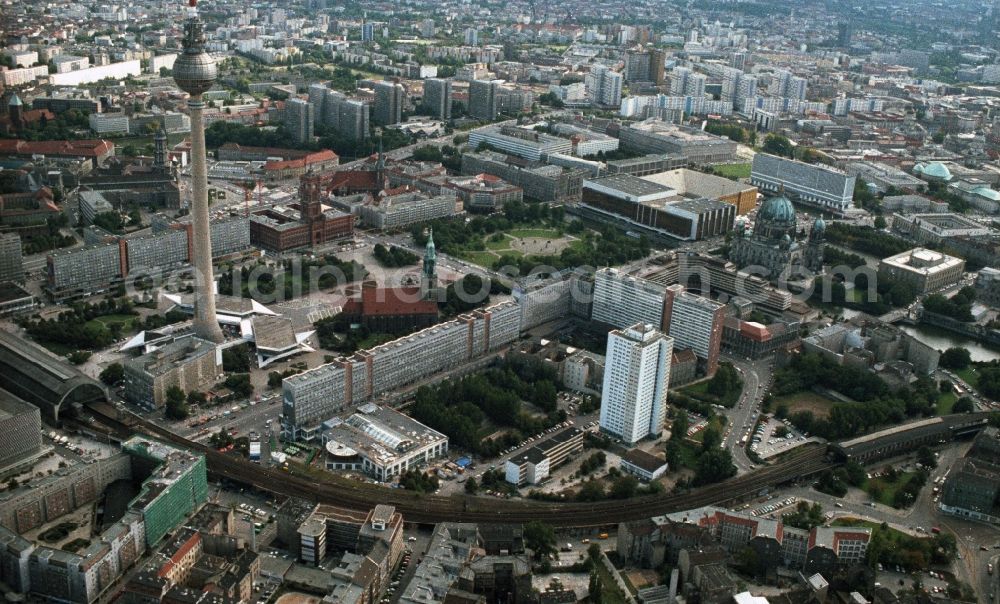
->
839, 308, 1000, 362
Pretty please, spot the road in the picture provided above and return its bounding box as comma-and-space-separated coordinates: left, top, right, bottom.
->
766, 440, 1000, 603
722, 356, 774, 473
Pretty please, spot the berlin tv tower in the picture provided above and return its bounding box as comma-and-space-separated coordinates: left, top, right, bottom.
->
173, 0, 224, 343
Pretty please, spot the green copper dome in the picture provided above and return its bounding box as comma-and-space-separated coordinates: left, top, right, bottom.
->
758, 193, 796, 224
916, 162, 952, 181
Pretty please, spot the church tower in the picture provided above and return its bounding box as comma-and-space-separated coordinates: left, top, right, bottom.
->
153, 120, 168, 173
805, 216, 826, 272
422, 228, 437, 294
299, 169, 324, 245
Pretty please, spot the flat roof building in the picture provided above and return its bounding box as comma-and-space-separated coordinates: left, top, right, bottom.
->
878, 248, 965, 295
600, 323, 673, 445
582, 175, 735, 241
468, 125, 573, 162
751, 153, 855, 213
124, 336, 221, 409
0, 388, 43, 478
641, 168, 758, 215
662, 284, 725, 376
322, 404, 448, 482
618, 120, 738, 165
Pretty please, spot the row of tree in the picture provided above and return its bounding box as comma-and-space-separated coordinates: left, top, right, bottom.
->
775, 353, 943, 440
407, 356, 565, 456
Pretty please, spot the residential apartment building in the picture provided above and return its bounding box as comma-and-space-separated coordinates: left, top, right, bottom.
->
591, 267, 668, 330
282, 302, 521, 439
662, 285, 725, 376
586, 65, 623, 107
469, 79, 499, 121
374, 81, 405, 126
285, 98, 315, 145
0, 233, 23, 283
600, 323, 673, 444
423, 78, 453, 121
468, 124, 572, 162
0, 388, 43, 478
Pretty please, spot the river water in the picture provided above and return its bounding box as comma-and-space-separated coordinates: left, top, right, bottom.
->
838, 308, 1000, 362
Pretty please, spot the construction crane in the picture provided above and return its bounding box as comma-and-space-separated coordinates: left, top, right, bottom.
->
241, 177, 262, 217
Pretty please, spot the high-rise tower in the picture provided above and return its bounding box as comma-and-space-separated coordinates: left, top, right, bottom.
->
422, 228, 437, 293
153, 120, 168, 173
173, 0, 224, 343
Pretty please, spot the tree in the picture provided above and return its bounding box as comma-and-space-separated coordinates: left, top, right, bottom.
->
873, 215, 887, 229
67, 350, 92, 365
222, 344, 252, 372
940, 347, 972, 370
693, 448, 736, 485
464, 477, 478, 494
762, 133, 794, 158
99, 362, 125, 385
701, 425, 722, 452
589, 571, 604, 604
164, 386, 189, 420
917, 446, 937, 469
523, 520, 557, 560
845, 460, 866, 487
952, 397, 975, 413
576, 479, 606, 501
609, 474, 639, 499
670, 413, 689, 441
187, 391, 207, 407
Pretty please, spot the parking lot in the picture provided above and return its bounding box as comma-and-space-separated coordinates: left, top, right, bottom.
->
746, 496, 798, 519
749, 415, 815, 459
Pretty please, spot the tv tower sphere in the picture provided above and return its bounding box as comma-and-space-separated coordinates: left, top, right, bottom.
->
173, 0, 217, 96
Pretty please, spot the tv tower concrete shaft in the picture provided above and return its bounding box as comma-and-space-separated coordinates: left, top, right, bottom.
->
173, 0, 224, 343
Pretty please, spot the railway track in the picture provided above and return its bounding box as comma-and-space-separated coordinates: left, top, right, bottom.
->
85, 402, 837, 527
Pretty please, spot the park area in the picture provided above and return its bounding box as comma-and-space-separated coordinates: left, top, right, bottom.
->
466, 228, 582, 269
774, 391, 837, 420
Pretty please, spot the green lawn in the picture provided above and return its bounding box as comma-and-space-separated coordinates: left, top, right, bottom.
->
690, 415, 727, 444
507, 228, 562, 239
485, 236, 513, 251
38, 340, 78, 356
775, 391, 838, 419
713, 163, 752, 179
460, 250, 500, 268
673, 439, 701, 469
593, 556, 629, 604
93, 314, 139, 327
957, 367, 979, 389
865, 471, 918, 507
936, 392, 957, 415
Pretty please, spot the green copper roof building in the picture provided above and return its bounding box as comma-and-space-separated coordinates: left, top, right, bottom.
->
123, 436, 208, 546
422, 228, 437, 291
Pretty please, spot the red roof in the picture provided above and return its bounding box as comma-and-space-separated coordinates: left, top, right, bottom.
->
0, 138, 114, 158
344, 285, 438, 318
739, 321, 771, 342
327, 170, 378, 193
264, 149, 338, 171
